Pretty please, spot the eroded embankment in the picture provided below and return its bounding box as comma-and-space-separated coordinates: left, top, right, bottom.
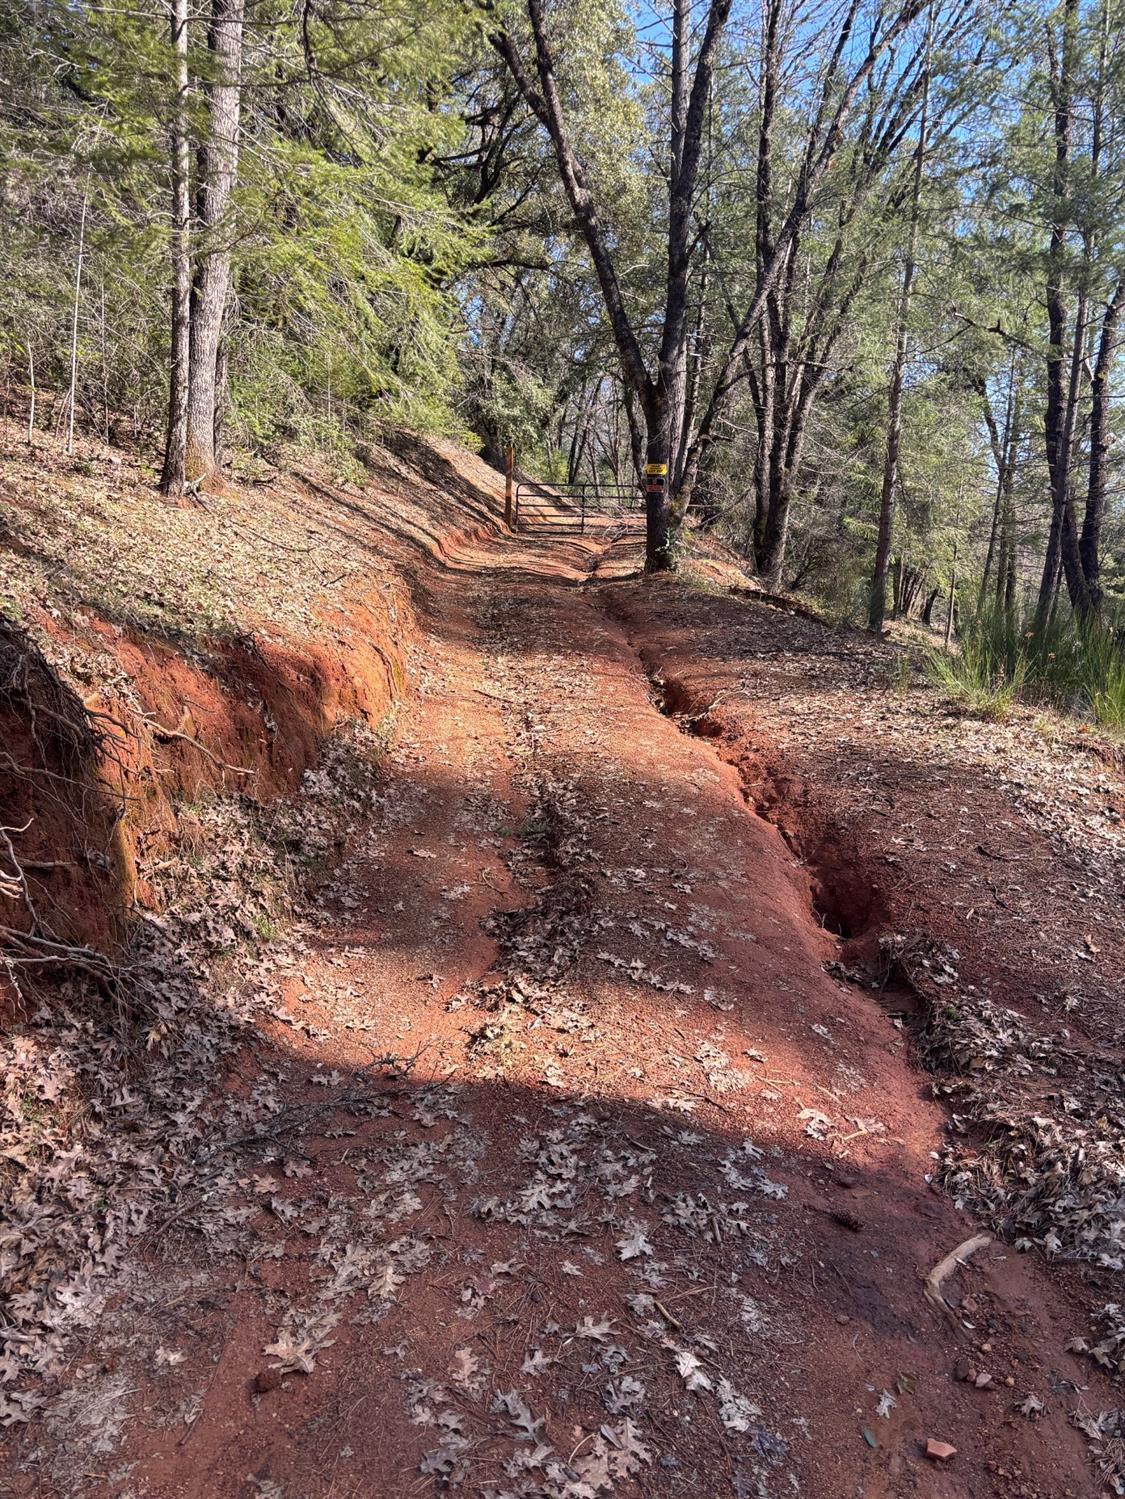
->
601, 575, 1125, 1452
0, 584, 410, 1014
0, 428, 515, 984
651, 664, 885, 945
627, 636, 956, 1096
601, 588, 886, 960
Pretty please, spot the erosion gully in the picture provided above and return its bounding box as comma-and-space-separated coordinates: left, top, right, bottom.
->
29, 528, 1106, 1499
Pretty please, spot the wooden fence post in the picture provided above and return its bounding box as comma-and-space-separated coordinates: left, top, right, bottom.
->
504, 445, 514, 529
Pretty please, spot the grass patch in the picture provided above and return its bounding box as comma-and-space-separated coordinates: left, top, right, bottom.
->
882, 653, 915, 697
926, 635, 1026, 720
927, 599, 1125, 730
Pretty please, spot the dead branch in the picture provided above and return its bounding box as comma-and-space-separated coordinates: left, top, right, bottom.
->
923, 1231, 992, 1332
0, 923, 119, 978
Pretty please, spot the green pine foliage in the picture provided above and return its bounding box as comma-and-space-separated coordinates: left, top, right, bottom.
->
0, 0, 478, 453
1, 0, 1124, 731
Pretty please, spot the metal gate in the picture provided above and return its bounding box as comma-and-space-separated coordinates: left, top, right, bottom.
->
513, 481, 641, 534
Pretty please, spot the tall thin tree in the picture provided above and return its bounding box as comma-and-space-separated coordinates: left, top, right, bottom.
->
160, 0, 191, 496
869, 0, 934, 633
184, 0, 244, 485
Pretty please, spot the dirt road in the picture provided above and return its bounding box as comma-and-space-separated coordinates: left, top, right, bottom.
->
15, 522, 1117, 1499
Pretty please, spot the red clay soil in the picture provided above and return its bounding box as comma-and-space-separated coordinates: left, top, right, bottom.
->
0, 421, 518, 967
605, 575, 1125, 1035
0, 619, 124, 961
0, 595, 410, 1028
5, 503, 1122, 1499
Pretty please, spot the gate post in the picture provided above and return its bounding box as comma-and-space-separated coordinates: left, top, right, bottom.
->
504, 446, 514, 529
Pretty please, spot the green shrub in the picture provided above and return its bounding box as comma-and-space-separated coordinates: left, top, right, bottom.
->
926, 631, 1025, 719
1084, 638, 1125, 730
926, 596, 1125, 732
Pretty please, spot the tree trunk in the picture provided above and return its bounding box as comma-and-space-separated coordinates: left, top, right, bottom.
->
67, 169, 92, 458
661, 0, 692, 492
995, 387, 1020, 619
1074, 0, 1116, 617
160, 0, 191, 496
653, 0, 729, 556
756, 263, 797, 586
752, 353, 775, 568
567, 388, 590, 484
1080, 278, 1123, 614
979, 482, 1002, 608
1002, 513, 1017, 617
945, 537, 958, 648
680, 215, 711, 483
184, 0, 245, 485
1037, 282, 1088, 624
869, 0, 933, 632
1035, 0, 1093, 625
978, 362, 1015, 607
749, 0, 781, 571
759, 429, 801, 588
756, 247, 861, 588
1059, 287, 1094, 617
213, 290, 235, 469
644, 407, 673, 572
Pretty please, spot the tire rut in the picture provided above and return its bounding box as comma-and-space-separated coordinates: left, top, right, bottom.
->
31, 535, 1110, 1499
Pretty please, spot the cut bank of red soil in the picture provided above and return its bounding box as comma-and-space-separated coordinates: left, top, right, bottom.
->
5, 507, 1121, 1499
0, 417, 523, 970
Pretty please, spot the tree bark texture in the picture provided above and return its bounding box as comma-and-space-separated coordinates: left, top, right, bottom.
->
184, 0, 245, 485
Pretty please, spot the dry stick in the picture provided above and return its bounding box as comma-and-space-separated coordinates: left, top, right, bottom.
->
653, 1298, 683, 1331
923, 1231, 992, 1333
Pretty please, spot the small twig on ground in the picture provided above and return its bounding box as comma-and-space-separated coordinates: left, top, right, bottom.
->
923, 1231, 992, 1332
653, 1298, 683, 1331
682, 1089, 734, 1114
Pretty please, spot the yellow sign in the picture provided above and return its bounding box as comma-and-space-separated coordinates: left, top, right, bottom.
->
644, 462, 668, 476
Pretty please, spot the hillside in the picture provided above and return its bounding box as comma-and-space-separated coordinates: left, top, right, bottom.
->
0, 419, 509, 960
2, 423, 1125, 1498
7, 0, 1125, 1491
